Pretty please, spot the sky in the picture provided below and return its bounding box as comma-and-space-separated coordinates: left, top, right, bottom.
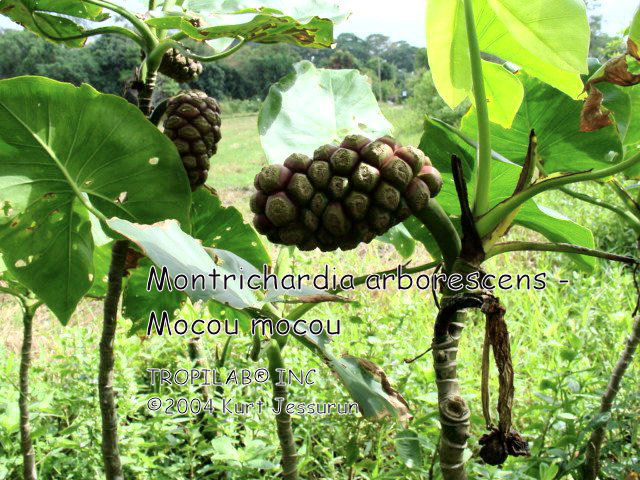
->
334, 0, 638, 47
0, 0, 637, 47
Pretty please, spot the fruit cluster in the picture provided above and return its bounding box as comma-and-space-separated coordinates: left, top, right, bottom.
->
159, 48, 203, 83
162, 90, 222, 190
250, 135, 442, 251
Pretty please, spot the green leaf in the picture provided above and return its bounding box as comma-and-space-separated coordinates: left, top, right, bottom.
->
147, 13, 334, 48
461, 73, 623, 174
426, 0, 588, 126
184, 0, 348, 23
377, 224, 416, 259
629, 4, 640, 47
486, 0, 589, 74
107, 217, 261, 309
123, 258, 186, 334
395, 429, 423, 469
191, 188, 270, 270
417, 117, 595, 270
123, 188, 271, 333
259, 60, 392, 164
515, 203, 595, 271
475, 0, 585, 99
0, 77, 190, 323
481, 61, 524, 129
0, 0, 108, 47
426, 0, 470, 108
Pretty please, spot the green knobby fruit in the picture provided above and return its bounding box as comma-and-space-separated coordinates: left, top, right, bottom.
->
250, 134, 443, 251
163, 90, 221, 190
159, 48, 204, 83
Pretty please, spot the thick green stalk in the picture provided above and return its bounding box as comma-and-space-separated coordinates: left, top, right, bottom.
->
582, 316, 640, 480
30, 17, 146, 49
560, 187, 640, 235
476, 151, 640, 237
609, 179, 640, 220
413, 199, 462, 272
146, 38, 246, 70
99, 240, 129, 480
82, 0, 158, 50
19, 301, 40, 480
487, 241, 638, 265
266, 340, 298, 480
463, 0, 492, 217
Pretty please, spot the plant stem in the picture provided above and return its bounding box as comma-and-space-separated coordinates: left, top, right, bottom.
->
463, 0, 491, 217
137, 72, 157, 117
98, 239, 129, 480
487, 241, 638, 265
413, 199, 462, 272
30, 16, 146, 49
82, 0, 158, 50
19, 301, 40, 480
560, 186, 640, 234
582, 316, 640, 480
609, 179, 640, 220
432, 261, 483, 480
266, 340, 298, 480
146, 37, 246, 70
476, 151, 640, 237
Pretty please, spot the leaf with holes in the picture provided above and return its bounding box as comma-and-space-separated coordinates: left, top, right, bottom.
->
147, 12, 334, 48
191, 188, 270, 270
0, 76, 190, 323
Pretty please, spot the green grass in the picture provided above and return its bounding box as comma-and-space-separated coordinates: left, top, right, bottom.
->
208, 114, 268, 190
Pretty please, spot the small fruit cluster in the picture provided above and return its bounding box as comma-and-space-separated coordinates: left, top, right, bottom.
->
162, 90, 222, 190
159, 48, 203, 83
250, 134, 442, 251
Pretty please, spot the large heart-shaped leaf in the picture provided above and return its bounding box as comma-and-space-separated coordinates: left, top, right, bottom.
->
0, 0, 108, 47
0, 76, 190, 323
107, 217, 260, 309
417, 117, 596, 270
426, 0, 588, 126
461, 73, 623, 174
258, 60, 392, 164
486, 0, 588, 74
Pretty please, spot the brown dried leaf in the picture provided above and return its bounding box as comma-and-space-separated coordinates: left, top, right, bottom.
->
350, 356, 413, 425
586, 54, 640, 90
581, 87, 613, 133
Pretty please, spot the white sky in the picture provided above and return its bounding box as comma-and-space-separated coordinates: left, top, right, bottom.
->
335, 0, 639, 47
0, 0, 637, 47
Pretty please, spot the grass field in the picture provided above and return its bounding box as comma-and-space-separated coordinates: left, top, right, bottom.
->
1, 105, 639, 479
